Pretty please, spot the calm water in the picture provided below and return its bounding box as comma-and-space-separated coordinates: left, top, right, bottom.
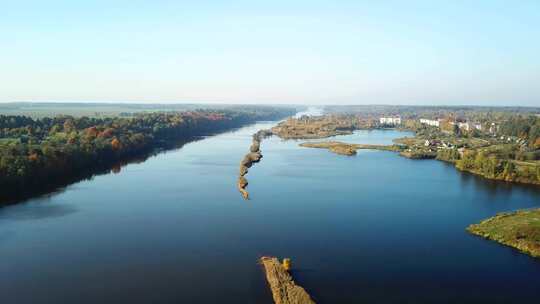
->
1, 121, 540, 303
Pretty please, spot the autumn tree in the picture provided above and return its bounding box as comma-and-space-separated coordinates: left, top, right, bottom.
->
111, 137, 122, 151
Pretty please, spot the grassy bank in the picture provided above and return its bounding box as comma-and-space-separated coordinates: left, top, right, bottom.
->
467, 209, 540, 258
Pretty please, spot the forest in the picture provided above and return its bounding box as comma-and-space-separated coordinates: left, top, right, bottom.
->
0, 107, 295, 203
453, 145, 540, 185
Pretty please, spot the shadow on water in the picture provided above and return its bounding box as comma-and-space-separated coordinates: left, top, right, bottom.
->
0, 202, 78, 221
0, 129, 243, 208
0, 119, 275, 209
452, 162, 540, 198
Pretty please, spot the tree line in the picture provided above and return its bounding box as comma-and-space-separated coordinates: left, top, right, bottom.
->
0, 107, 295, 203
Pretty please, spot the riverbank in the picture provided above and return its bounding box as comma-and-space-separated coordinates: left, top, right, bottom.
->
455, 159, 540, 186
467, 209, 540, 258
299, 140, 438, 160
0, 108, 295, 206
277, 112, 540, 186
299, 140, 539, 185
300, 139, 539, 184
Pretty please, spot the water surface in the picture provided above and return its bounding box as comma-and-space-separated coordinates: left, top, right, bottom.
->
1, 121, 540, 303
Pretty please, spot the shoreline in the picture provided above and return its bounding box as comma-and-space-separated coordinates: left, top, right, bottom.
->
467, 209, 540, 259
0, 120, 282, 208
299, 139, 540, 186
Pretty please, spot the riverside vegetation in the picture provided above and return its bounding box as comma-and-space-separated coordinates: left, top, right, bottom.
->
286, 111, 540, 185
0, 106, 295, 204
271, 114, 377, 139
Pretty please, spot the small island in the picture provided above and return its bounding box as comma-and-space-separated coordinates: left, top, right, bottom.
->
467, 209, 540, 258
299, 141, 403, 156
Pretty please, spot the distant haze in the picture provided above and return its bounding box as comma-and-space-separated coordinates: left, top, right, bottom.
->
1, 1, 539, 106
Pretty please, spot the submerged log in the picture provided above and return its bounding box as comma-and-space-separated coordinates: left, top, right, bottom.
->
260, 257, 315, 304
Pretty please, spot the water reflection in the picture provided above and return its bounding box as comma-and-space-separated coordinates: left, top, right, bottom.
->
0, 137, 202, 208
1, 123, 540, 304
0, 202, 77, 221
457, 165, 540, 198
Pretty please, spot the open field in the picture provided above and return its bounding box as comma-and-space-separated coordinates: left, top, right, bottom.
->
0, 102, 300, 118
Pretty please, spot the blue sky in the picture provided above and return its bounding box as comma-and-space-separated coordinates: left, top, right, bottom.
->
1, 0, 539, 106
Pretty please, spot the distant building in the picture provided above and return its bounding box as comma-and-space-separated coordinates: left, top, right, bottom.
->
458, 122, 470, 131
379, 117, 401, 125
489, 123, 498, 134
419, 119, 440, 127
456, 122, 482, 132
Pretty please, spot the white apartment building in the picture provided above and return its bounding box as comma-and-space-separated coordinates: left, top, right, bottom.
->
379, 117, 402, 125
457, 122, 482, 131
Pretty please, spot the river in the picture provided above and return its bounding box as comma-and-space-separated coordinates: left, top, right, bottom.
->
1, 119, 540, 303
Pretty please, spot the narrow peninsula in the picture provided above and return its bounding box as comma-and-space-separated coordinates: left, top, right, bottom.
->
260, 257, 316, 304
300, 141, 402, 156
237, 129, 272, 199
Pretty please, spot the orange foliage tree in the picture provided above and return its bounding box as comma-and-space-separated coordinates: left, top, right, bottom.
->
111, 137, 122, 151
85, 126, 99, 138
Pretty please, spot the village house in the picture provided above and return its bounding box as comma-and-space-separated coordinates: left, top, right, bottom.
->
419, 118, 440, 127
453, 121, 482, 132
